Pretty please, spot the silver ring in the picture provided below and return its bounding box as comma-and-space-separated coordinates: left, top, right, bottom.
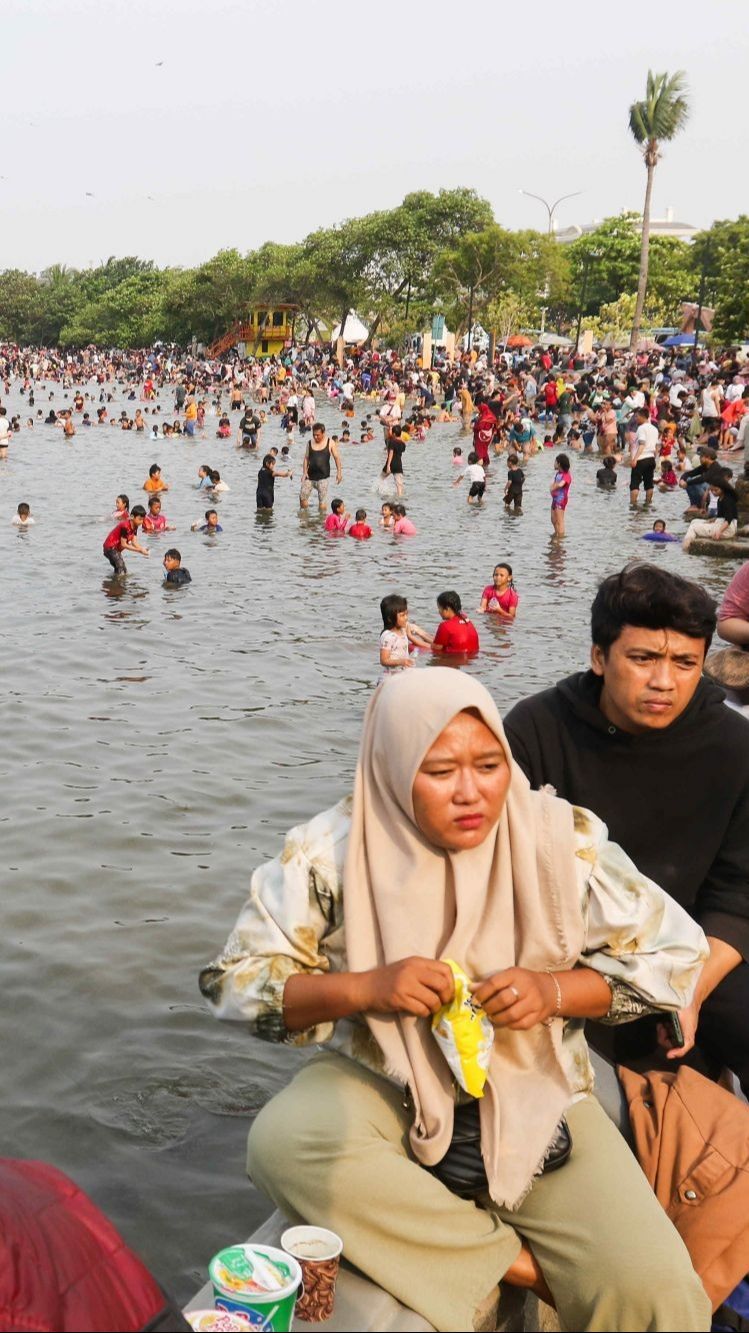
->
508, 985, 520, 999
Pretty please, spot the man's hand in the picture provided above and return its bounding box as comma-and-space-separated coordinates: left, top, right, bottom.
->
471, 967, 555, 1029
355, 957, 454, 1018
657, 1001, 700, 1059
659, 935, 742, 1059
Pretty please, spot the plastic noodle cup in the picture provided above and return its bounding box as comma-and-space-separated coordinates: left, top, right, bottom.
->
281, 1226, 343, 1324
209, 1244, 302, 1331
187, 1312, 252, 1332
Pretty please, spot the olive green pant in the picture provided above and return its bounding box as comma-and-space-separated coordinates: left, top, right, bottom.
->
247, 1052, 710, 1333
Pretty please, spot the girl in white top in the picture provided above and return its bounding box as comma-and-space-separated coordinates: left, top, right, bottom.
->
379, 594, 432, 675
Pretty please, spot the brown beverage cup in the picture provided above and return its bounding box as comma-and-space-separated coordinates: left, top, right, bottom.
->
280, 1226, 343, 1324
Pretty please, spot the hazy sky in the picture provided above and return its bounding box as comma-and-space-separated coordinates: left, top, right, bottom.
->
3, 0, 745, 272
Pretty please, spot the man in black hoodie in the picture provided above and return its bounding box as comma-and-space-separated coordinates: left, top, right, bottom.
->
504, 563, 749, 1092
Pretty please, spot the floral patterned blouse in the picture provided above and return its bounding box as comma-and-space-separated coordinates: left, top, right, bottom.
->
199, 799, 708, 1099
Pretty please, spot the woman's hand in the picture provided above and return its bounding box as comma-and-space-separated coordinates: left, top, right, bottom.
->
471, 967, 555, 1029
355, 957, 455, 1018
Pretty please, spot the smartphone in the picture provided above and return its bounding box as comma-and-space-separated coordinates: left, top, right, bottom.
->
666, 1012, 684, 1048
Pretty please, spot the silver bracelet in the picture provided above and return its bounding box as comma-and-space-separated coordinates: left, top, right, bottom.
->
544, 970, 563, 1025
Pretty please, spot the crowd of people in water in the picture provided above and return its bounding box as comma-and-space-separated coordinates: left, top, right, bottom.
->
2, 332, 748, 647
4, 330, 749, 1331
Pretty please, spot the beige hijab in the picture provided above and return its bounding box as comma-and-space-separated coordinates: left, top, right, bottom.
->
343, 669, 586, 1210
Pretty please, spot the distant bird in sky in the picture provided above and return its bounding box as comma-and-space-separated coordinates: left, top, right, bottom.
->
155, 60, 164, 66
85, 192, 95, 197
147, 195, 155, 201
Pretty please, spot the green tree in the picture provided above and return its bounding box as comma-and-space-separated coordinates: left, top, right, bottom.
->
0, 270, 43, 342
60, 270, 170, 347
628, 70, 690, 349
691, 218, 749, 343
583, 292, 669, 346
435, 225, 519, 336
568, 215, 694, 325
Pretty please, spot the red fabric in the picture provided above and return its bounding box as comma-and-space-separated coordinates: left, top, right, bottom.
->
433, 615, 480, 654
348, 523, 372, 540
0, 1159, 166, 1332
472, 405, 495, 465
103, 519, 134, 551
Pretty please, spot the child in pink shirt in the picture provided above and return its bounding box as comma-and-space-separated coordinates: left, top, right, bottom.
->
392, 504, 417, 535
324, 498, 351, 533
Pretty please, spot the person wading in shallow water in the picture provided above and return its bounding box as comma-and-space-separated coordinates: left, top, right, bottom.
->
299, 422, 342, 511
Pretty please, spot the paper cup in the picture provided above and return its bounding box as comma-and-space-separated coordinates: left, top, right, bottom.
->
281, 1226, 343, 1324
209, 1244, 301, 1331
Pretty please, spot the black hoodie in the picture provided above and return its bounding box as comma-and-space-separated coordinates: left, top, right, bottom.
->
504, 671, 749, 956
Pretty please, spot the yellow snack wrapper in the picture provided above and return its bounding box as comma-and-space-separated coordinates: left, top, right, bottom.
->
431, 959, 493, 1097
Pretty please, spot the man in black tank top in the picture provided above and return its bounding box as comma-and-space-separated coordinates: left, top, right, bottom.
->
299, 423, 343, 510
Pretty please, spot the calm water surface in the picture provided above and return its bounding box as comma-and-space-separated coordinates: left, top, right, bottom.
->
0, 381, 738, 1300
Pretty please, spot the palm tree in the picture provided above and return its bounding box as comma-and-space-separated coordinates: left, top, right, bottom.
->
628, 70, 690, 350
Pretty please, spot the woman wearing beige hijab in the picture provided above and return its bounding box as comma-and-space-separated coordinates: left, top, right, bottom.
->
201, 670, 710, 1332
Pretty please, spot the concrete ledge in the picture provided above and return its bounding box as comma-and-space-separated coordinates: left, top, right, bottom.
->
685, 539, 749, 559
184, 1209, 554, 1331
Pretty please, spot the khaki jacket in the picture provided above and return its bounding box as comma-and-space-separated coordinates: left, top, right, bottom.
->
619, 1064, 749, 1310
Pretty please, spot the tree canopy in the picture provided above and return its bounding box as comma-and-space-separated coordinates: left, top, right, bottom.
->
0, 188, 744, 349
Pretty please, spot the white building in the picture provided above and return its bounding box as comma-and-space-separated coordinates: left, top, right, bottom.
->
555, 207, 697, 244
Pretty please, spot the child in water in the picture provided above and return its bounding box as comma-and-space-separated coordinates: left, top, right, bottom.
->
142, 495, 176, 533
642, 520, 680, 543
103, 505, 150, 575
452, 446, 464, 468
392, 504, 417, 535
379, 502, 395, 530
256, 454, 277, 511
379, 594, 433, 674
432, 590, 480, 655
504, 454, 525, 513
596, 457, 617, 489
191, 509, 223, 533
144, 464, 169, 494
550, 453, 572, 537
349, 509, 373, 539
658, 459, 679, 491
479, 563, 518, 621
453, 451, 486, 504
209, 470, 230, 494
12, 502, 34, 526
163, 548, 192, 585
324, 498, 351, 533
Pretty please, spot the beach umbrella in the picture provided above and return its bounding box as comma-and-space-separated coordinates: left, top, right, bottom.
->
506, 334, 532, 348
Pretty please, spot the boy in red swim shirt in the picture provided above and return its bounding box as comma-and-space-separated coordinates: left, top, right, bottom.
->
349, 508, 373, 539
431, 590, 479, 655
103, 505, 150, 575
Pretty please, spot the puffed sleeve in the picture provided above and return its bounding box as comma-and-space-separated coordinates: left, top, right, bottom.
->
573, 807, 709, 1023
198, 801, 349, 1046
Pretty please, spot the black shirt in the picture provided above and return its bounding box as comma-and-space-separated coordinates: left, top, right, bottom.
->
165, 567, 191, 586
505, 670, 749, 956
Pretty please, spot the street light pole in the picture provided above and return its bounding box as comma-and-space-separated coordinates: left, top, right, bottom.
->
575, 253, 594, 352
519, 189, 583, 236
